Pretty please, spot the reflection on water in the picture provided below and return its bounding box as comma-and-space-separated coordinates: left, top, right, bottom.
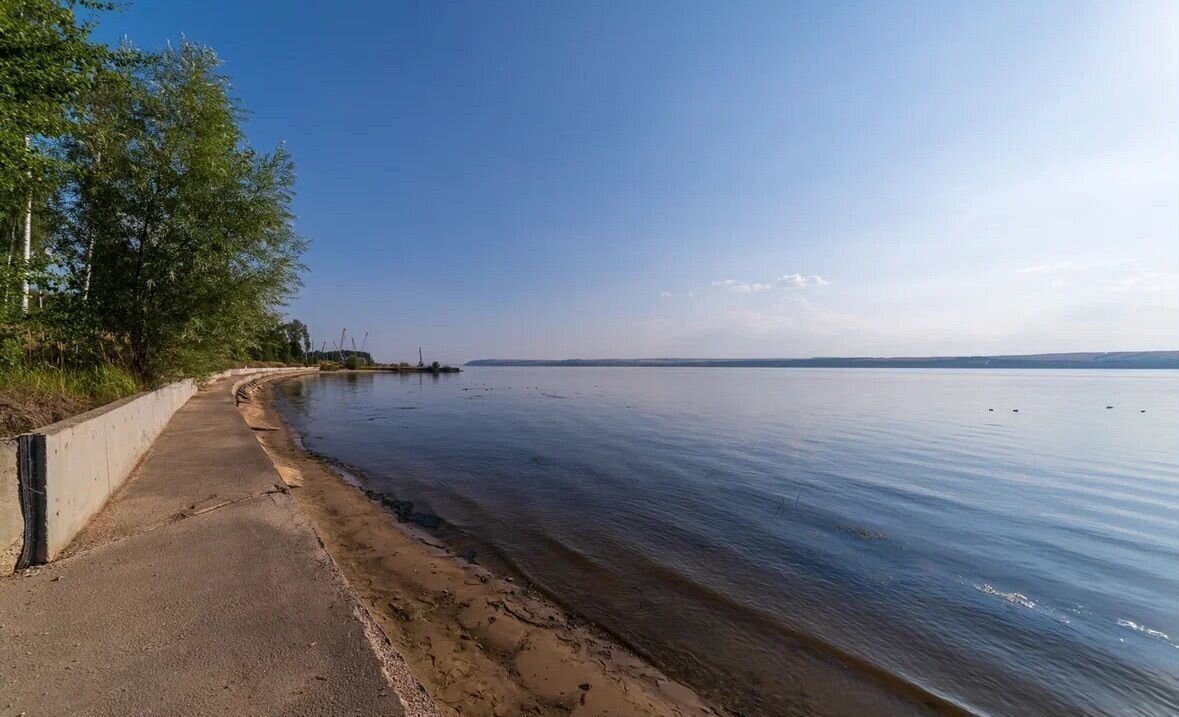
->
277, 367, 1179, 717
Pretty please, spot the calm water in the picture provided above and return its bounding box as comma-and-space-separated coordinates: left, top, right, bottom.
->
276, 368, 1179, 716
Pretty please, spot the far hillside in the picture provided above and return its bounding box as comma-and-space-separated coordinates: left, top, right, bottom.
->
466, 351, 1179, 369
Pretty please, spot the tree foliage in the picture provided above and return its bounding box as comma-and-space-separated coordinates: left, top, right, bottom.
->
250, 317, 311, 364
0, 5, 309, 387
0, 0, 108, 332
52, 42, 306, 378
0, 0, 107, 198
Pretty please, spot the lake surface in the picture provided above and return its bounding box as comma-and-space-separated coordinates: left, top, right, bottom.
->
275, 368, 1179, 716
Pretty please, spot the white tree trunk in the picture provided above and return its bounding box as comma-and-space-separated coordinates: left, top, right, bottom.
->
21, 136, 31, 314
82, 150, 100, 301
21, 193, 31, 314
3, 224, 13, 305
82, 234, 95, 300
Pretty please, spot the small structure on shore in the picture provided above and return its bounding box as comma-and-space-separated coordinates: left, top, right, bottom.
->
348, 346, 461, 373
363, 363, 461, 374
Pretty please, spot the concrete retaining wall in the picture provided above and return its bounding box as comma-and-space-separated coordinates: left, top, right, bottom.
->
0, 439, 19, 573
32, 381, 196, 562
3, 367, 312, 570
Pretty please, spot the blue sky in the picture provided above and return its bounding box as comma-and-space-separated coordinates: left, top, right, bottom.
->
94, 1, 1178, 362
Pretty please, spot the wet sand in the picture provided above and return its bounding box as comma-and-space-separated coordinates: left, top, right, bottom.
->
239, 377, 723, 717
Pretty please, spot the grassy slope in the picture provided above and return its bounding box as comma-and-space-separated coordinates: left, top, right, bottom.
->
0, 365, 139, 436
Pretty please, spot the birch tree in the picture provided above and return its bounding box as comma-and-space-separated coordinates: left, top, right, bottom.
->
56, 42, 306, 379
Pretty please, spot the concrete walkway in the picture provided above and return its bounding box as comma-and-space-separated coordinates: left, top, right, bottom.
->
0, 376, 433, 717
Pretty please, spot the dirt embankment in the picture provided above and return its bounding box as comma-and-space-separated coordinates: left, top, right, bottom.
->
0, 390, 86, 436
238, 378, 723, 717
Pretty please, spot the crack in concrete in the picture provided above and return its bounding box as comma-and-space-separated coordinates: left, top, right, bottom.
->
180, 484, 290, 519
51, 486, 293, 565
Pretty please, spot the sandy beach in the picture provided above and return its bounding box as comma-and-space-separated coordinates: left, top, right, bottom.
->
239, 375, 722, 717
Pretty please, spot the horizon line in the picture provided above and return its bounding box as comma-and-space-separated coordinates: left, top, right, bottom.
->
466, 349, 1178, 362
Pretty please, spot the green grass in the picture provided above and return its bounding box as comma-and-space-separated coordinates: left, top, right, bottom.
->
0, 363, 141, 435
0, 363, 140, 404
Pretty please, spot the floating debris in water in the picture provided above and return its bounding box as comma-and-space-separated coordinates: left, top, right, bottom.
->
1012, 409, 1019, 413
839, 525, 888, 541
774, 490, 803, 515
975, 583, 1036, 609
1106, 405, 1113, 409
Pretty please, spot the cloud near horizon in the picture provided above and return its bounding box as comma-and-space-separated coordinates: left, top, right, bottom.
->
711, 274, 830, 294
776, 273, 830, 287
712, 279, 772, 294
1015, 261, 1179, 294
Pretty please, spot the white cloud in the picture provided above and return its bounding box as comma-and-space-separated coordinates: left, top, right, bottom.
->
712, 273, 829, 294
660, 291, 673, 298
775, 273, 830, 287
711, 279, 773, 294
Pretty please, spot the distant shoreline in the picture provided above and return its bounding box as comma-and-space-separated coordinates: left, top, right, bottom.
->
466, 351, 1179, 370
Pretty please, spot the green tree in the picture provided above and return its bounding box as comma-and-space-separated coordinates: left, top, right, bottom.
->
54, 41, 306, 379
246, 316, 310, 364
283, 319, 310, 361
0, 0, 106, 196
0, 0, 108, 321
